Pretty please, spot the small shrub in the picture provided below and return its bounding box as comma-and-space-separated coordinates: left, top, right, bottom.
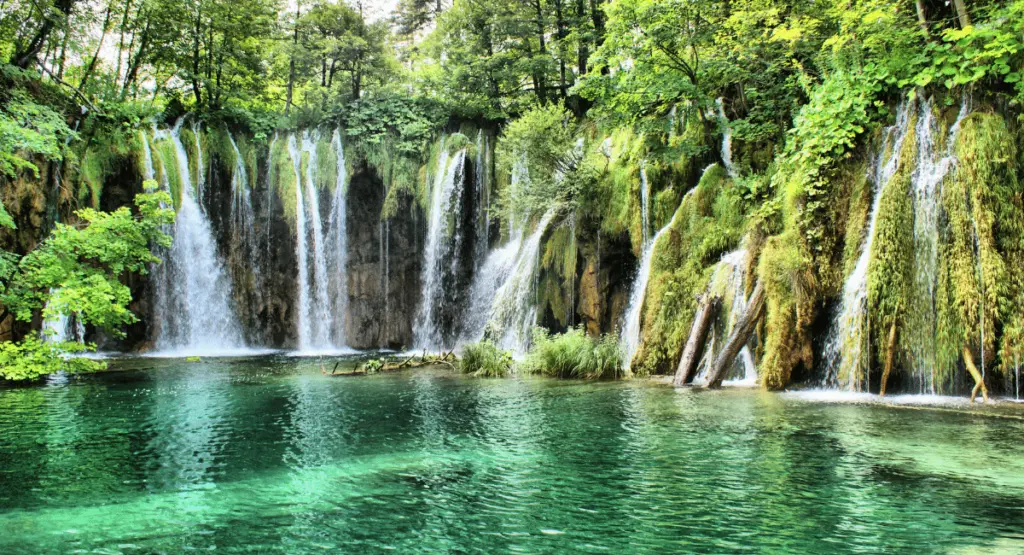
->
459, 341, 514, 377
523, 326, 625, 379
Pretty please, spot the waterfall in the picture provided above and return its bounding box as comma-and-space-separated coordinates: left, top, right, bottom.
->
908, 98, 970, 393
716, 98, 737, 177
706, 244, 757, 385
620, 222, 672, 369
460, 233, 525, 346
826, 97, 970, 391
480, 209, 557, 355
825, 108, 907, 389
639, 160, 650, 246
288, 135, 312, 350
326, 129, 349, 345
413, 144, 468, 350
150, 117, 246, 355
286, 131, 348, 353
825, 103, 911, 390
228, 132, 256, 261
41, 290, 84, 344
302, 132, 331, 348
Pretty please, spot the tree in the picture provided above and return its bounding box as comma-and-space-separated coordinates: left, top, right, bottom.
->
0, 182, 174, 381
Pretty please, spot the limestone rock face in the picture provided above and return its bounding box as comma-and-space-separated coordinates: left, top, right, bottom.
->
578, 258, 602, 336
344, 170, 424, 349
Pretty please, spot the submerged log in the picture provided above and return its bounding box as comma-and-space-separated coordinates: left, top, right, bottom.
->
963, 346, 989, 403
879, 322, 898, 397
705, 280, 766, 389
673, 294, 721, 386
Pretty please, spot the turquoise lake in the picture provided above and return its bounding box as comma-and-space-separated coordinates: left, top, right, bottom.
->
1, 356, 1023, 554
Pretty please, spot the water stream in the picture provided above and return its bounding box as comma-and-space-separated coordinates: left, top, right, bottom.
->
150, 118, 246, 355
413, 143, 468, 350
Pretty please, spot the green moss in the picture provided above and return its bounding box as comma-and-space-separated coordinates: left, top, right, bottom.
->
271, 136, 297, 225
153, 138, 182, 210
757, 228, 816, 390
630, 163, 749, 376
865, 119, 916, 382
938, 112, 1018, 383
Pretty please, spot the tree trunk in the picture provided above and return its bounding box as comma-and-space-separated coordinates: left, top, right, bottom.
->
285, 6, 300, 115
15, 0, 76, 68
963, 346, 988, 403
879, 322, 897, 397
191, 8, 203, 107
705, 280, 766, 388
79, 0, 114, 93
914, 0, 929, 35
115, 0, 133, 83
575, 0, 588, 75
533, 0, 548, 103
952, 0, 971, 28
673, 294, 720, 386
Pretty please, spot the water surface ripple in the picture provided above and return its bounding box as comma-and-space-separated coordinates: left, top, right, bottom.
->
1, 358, 1022, 553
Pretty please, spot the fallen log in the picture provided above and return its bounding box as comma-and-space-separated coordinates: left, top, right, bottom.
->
673, 294, 721, 386
705, 280, 766, 388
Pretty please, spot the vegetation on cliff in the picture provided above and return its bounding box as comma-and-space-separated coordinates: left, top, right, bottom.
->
3, 0, 1024, 397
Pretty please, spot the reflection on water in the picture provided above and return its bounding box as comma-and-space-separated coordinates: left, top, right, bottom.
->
1, 357, 1023, 553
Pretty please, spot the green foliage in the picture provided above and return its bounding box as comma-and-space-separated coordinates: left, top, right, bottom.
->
2, 185, 174, 336
938, 113, 1019, 382
866, 122, 916, 370
0, 90, 74, 178
459, 341, 515, 377
627, 163, 750, 376
0, 337, 105, 382
523, 326, 625, 380
496, 103, 578, 224
363, 358, 385, 374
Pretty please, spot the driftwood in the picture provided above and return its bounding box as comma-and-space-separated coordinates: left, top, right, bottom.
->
705, 280, 766, 388
673, 294, 721, 386
327, 350, 460, 376
963, 346, 989, 403
879, 322, 898, 397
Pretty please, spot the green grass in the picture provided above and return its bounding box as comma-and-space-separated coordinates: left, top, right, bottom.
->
523, 327, 625, 379
459, 341, 514, 377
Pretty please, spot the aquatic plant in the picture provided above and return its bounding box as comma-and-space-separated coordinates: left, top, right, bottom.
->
459, 340, 515, 377
523, 326, 624, 380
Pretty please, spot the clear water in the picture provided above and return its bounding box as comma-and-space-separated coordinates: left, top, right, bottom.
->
2, 360, 1023, 554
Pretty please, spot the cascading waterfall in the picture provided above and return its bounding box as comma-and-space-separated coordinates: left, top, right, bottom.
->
716, 98, 737, 177
480, 209, 557, 355
151, 117, 246, 354
287, 130, 349, 352
907, 98, 970, 392
413, 142, 468, 350
621, 222, 672, 369
288, 135, 312, 350
459, 233, 526, 346
826, 98, 970, 391
228, 132, 256, 260
41, 290, 84, 344
695, 244, 757, 385
326, 129, 349, 345
825, 103, 911, 390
